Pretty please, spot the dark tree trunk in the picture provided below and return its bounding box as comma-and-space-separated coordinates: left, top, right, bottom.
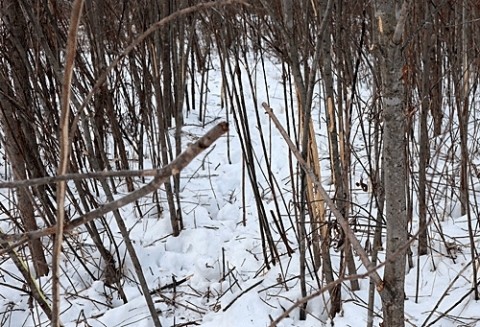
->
0, 0, 49, 278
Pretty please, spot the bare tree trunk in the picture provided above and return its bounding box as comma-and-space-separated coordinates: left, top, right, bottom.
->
374, 1, 409, 326
417, 1, 431, 256
0, 0, 49, 278
430, 9, 443, 137
334, 0, 359, 292
367, 50, 386, 327
152, 0, 181, 236
320, 9, 342, 317
459, 0, 478, 300
457, 0, 469, 218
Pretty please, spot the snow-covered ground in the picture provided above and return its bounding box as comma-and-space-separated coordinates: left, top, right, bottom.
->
1, 54, 479, 327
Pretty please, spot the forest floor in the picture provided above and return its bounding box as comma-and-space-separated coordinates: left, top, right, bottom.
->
1, 56, 479, 327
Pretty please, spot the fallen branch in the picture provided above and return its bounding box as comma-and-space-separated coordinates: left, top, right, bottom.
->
0, 122, 229, 253
222, 278, 264, 312
0, 230, 52, 320
268, 270, 372, 327
262, 102, 384, 290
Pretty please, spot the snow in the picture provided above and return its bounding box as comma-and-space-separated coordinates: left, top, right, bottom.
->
1, 54, 479, 327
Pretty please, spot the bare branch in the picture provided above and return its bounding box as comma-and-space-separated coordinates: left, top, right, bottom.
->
0, 122, 229, 253
0, 167, 207, 189
53, 1, 84, 325
262, 102, 384, 289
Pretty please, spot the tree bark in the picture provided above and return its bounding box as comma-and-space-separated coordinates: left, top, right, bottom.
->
374, 1, 409, 326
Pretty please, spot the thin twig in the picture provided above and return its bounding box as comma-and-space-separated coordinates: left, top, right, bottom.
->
222, 278, 264, 312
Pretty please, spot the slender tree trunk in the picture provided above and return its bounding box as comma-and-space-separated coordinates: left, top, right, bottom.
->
374, 1, 409, 326
457, 0, 469, 218
459, 0, 478, 300
417, 2, 431, 256
1, 0, 49, 278
334, 1, 359, 291
152, 0, 181, 235
320, 14, 342, 317
431, 9, 443, 137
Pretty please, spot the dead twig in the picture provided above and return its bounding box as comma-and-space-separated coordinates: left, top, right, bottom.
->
222, 278, 264, 312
